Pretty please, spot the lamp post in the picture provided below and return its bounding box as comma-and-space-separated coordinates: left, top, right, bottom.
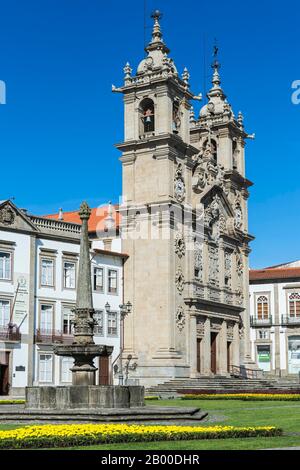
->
119, 301, 132, 385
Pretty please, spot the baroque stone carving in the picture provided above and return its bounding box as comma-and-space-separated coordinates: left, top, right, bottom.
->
224, 250, 232, 288
234, 204, 243, 230
239, 319, 245, 339
174, 163, 185, 203
227, 321, 234, 340
193, 284, 205, 298
176, 306, 185, 331
0, 205, 15, 226
192, 153, 226, 195
224, 292, 233, 305
236, 251, 243, 279
196, 316, 205, 336
205, 194, 227, 241
194, 241, 203, 281
209, 288, 220, 301
208, 245, 219, 286
211, 319, 222, 331
175, 234, 185, 258
175, 267, 185, 294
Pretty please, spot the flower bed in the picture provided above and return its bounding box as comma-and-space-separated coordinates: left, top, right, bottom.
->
0, 400, 25, 405
145, 396, 159, 400
181, 393, 300, 401
0, 424, 281, 449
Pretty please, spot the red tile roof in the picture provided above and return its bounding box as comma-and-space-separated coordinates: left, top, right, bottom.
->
250, 267, 300, 281
44, 205, 120, 233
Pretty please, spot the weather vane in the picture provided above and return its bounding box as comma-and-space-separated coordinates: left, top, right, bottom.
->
212, 38, 220, 70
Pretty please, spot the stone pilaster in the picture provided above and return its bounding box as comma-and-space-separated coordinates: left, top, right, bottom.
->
202, 318, 211, 375
232, 322, 240, 367
218, 320, 228, 375
189, 313, 197, 378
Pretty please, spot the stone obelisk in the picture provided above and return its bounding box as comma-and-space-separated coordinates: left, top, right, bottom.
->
54, 201, 113, 385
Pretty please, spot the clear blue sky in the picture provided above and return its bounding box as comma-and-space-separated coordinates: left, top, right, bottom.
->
0, 0, 299, 268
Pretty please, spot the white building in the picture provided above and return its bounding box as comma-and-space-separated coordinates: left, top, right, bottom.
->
0, 200, 125, 395
249, 261, 300, 377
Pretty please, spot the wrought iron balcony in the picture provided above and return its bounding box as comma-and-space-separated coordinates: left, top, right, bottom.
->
281, 315, 300, 326
250, 316, 272, 327
0, 326, 21, 342
35, 329, 74, 344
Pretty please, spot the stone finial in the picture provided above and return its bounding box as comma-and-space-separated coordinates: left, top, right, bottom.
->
104, 201, 115, 231
211, 60, 221, 88
190, 106, 196, 123
238, 111, 244, 128
182, 67, 190, 84
58, 208, 63, 221
123, 62, 132, 79
150, 10, 163, 43
79, 201, 91, 220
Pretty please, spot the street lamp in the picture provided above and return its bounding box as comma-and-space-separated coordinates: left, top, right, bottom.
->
105, 302, 111, 313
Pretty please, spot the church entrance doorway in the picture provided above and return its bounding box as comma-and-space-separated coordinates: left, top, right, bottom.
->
211, 333, 217, 374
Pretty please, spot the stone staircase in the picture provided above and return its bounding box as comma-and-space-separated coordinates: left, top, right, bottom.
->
147, 376, 300, 397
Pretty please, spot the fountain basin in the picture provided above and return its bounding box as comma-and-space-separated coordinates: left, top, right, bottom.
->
25, 385, 145, 410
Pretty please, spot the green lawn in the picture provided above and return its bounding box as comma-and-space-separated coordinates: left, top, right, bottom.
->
0, 399, 299, 450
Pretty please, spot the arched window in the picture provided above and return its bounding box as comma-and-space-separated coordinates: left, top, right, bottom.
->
140, 98, 155, 134
256, 295, 269, 319
289, 293, 300, 318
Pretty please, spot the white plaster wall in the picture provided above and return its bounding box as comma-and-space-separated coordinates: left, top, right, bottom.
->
0, 230, 31, 335
11, 344, 28, 388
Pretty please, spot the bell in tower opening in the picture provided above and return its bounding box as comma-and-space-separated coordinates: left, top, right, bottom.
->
141, 98, 155, 134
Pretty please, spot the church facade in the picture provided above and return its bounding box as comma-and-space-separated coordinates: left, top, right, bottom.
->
115, 12, 255, 386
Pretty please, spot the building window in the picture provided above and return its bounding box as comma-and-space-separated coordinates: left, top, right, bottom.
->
107, 311, 118, 336
108, 269, 118, 294
93, 267, 104, 292
41, 258, 54, 287
40, 304, 53, 333
0, 252, 11, 280
39, 354, 53, 383
61, 357, 73, 383
258, 329, 268, 340
256, 295, 269, 319
63, 306, 74, 335
289, 293, 300, 318
63, 261, 76, 289
94, 310, 104, 336
0, 299, 10, 328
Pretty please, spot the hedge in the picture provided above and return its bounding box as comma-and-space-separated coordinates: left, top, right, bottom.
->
0, 400, 25, 405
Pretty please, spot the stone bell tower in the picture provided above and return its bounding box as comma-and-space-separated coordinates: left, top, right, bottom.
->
115, 11, 199, 386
